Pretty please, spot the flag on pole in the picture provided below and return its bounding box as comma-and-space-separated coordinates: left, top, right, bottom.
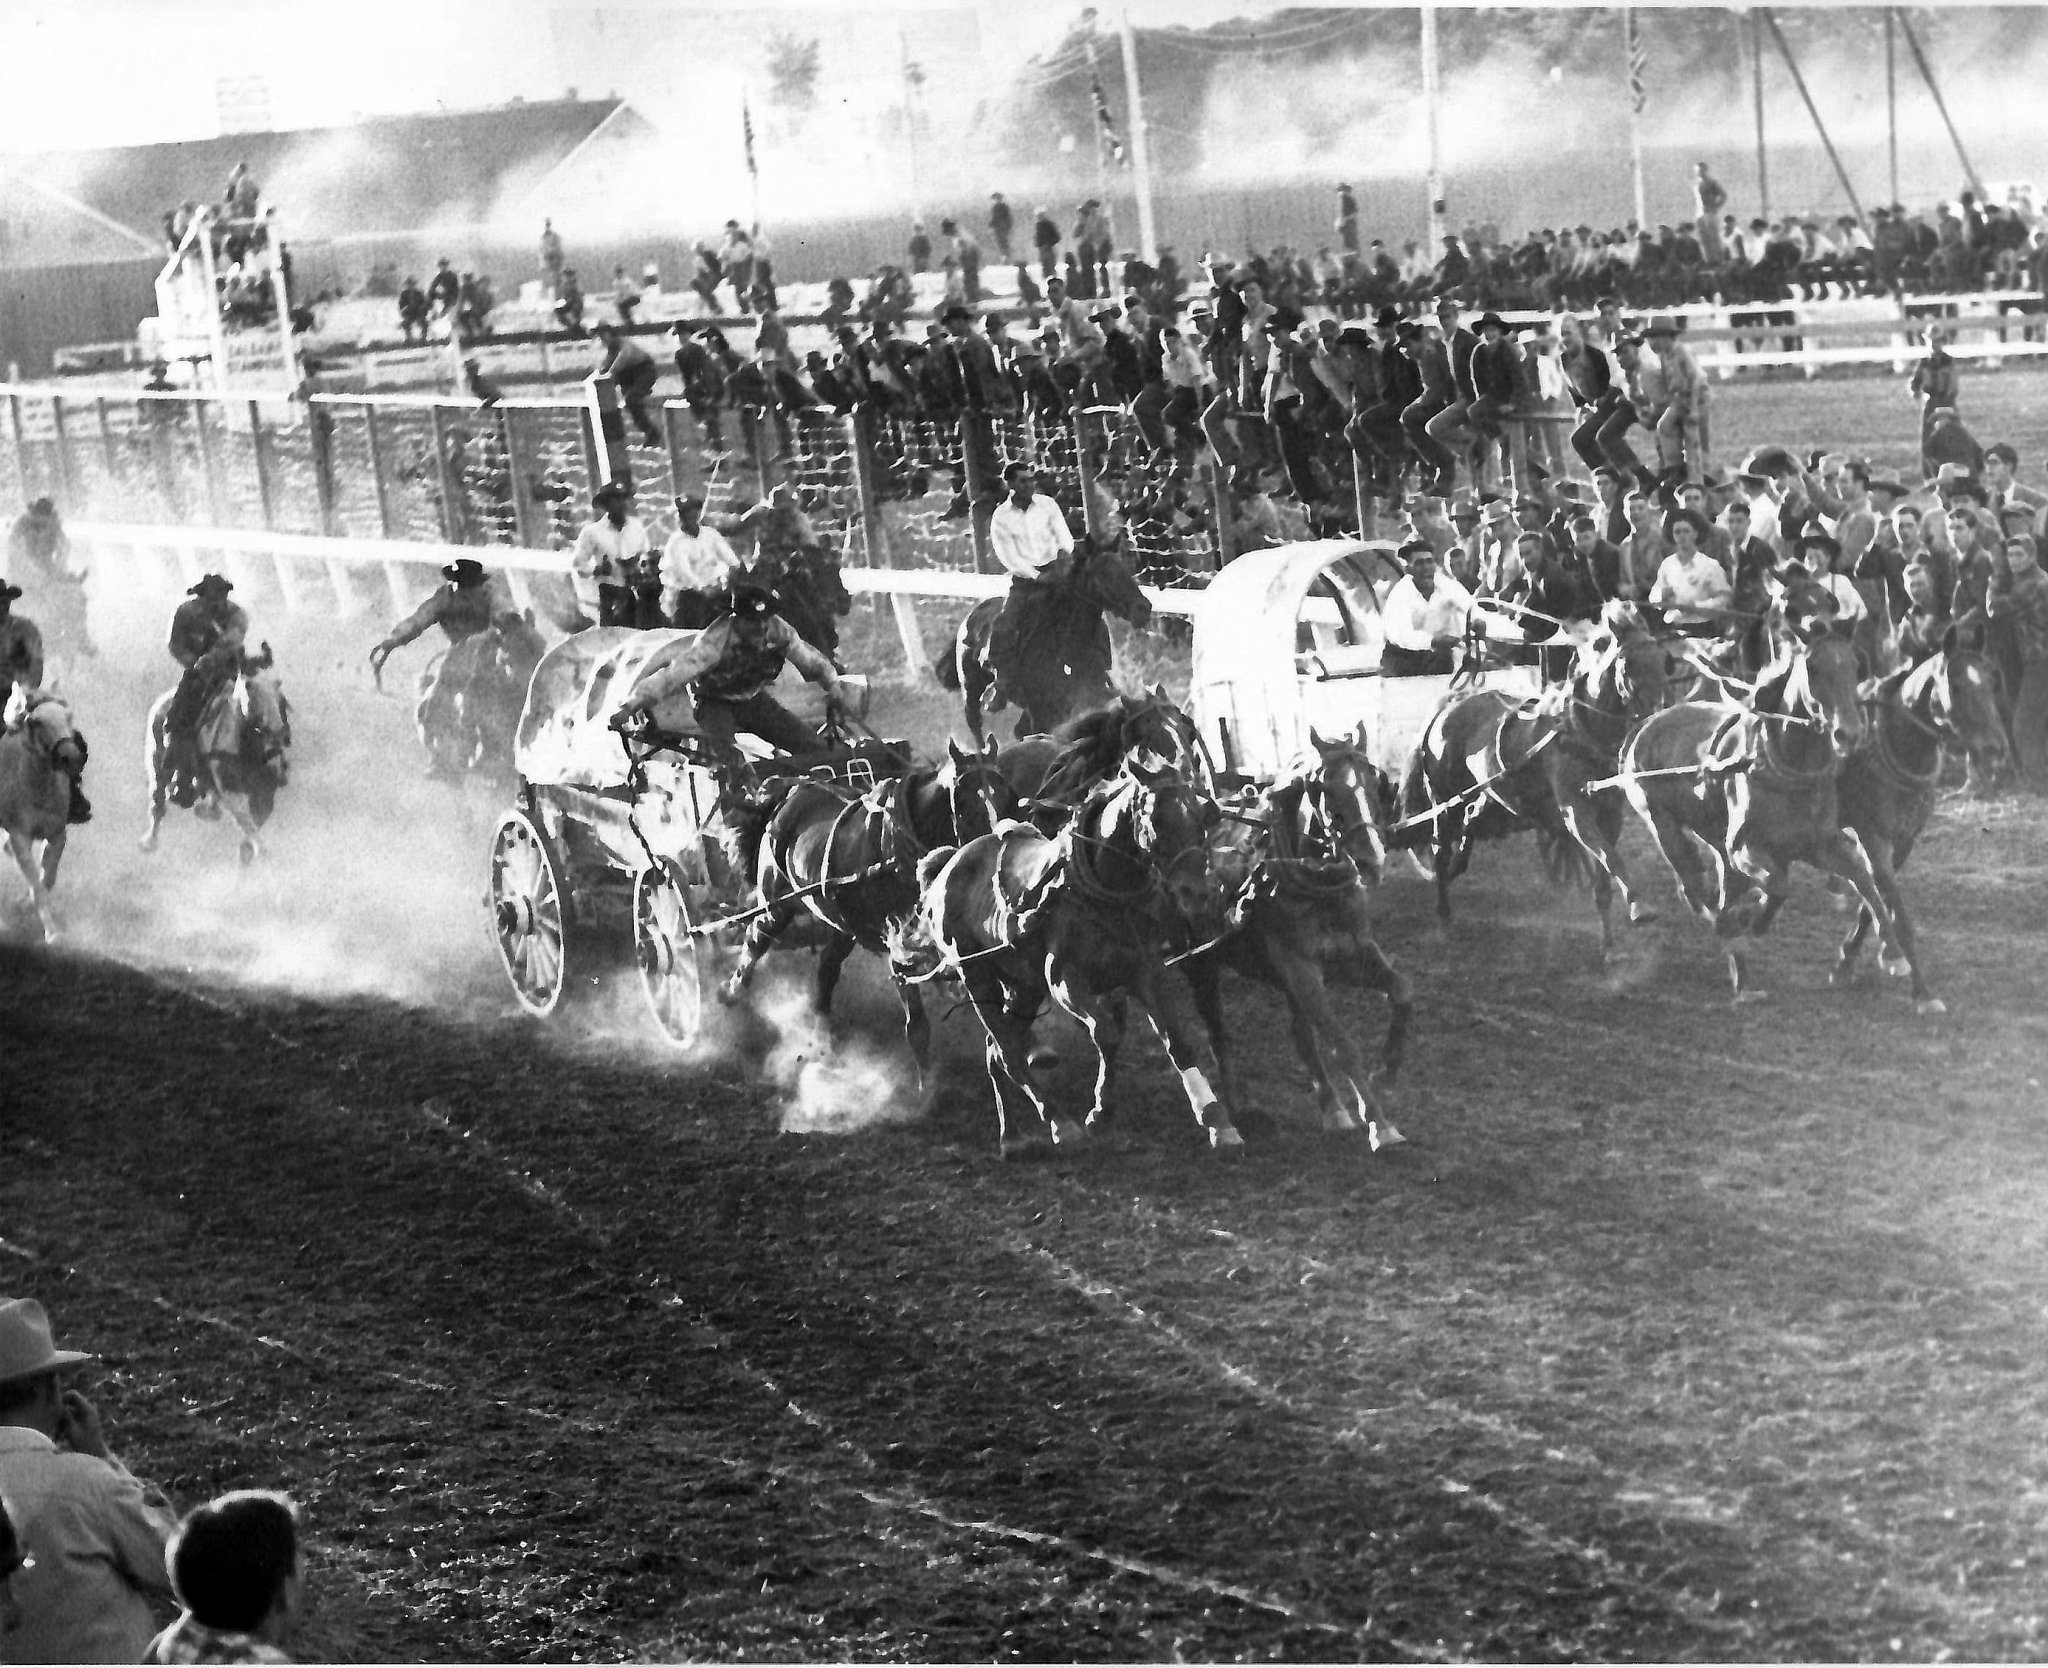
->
743, 96, 759, 179
1092, 76, 1127, 165
1624, 8, 1647, 115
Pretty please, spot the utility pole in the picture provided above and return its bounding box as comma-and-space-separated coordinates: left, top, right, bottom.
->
899, 34, 925, 222
1080, 20, 1112, 246
1623, 7, 1646, 230
1751, 9, 1769, 218
1894, 8, 1985, 202
1116, 5, 1158, 263
1760, 8, 1865, 229
1420, 3, 1445, 249
1885, 8, 1899, 207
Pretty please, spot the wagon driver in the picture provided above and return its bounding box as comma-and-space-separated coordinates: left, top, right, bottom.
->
612, 581, 850, 758
985, 461, 1078, 706
163, 573, 248, 809
1379, 540, 1478, 676
368, 556, 500, 777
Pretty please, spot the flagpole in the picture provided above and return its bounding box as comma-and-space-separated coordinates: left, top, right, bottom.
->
1117, 4, 1158, 264
743, 92, 762, 233
1420, 3, 1444, 249
1624, 7, 1647, 229
1082, 25, 1111, 245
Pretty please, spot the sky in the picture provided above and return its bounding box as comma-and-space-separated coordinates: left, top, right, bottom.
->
0, 0, 1297, 152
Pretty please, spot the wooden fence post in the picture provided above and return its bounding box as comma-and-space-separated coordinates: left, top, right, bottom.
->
1073, 405, 1107, 545
958, 412, 996, 573
850, 409, 927, 681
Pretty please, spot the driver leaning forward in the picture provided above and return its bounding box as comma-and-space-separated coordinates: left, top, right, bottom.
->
163, 573, 248, 809
1379, 539, 1477, 676
985, 461, 1074, 708
615, 582, 848, 757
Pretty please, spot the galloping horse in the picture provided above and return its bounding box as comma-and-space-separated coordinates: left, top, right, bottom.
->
143, 645, 293, 863
906, 765, 1242, 1157
1831, 647, 2008, 1013
934, 537, 1155, 742
0, 686, 87, 941
992, 685, 1214, 814
1183, 730, 1413, 1145
721, 738, 1016, 1093
1620, 629, 1882, 1001
1395, 602, 1676, 946
412, 610, 547, 780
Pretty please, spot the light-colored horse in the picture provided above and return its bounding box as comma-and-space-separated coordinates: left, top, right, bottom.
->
0, 685, 87, 941
142, 646, 293, 863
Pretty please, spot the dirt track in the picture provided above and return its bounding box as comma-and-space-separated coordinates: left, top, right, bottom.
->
7, 607, 2048, 1661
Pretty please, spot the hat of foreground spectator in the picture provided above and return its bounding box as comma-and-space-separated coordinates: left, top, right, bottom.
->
1796, 529, 1843, 563
1477, 311, 1509, 334
591, 480, 632, 509
1741, 445, 1801, 481
1643, 315, 1681, 339
187, 573, 235, 600
0, 1299, 95, 1385
1867, 473, 1913, 503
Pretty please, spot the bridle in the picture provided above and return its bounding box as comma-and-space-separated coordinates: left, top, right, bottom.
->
11, 696, 81, 775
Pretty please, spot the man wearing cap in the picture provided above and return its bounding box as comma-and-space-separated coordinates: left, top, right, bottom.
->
1381, 542, 1476, 675
1989, 531, 2048, 790
0, 1296, 177, 1661
1647, 510, 1733, 632
614, 582, 848, 757
163, 574, 249, 807
572, 481, 653, 630
660, 494, 739, 629
984, 460, 1080, 703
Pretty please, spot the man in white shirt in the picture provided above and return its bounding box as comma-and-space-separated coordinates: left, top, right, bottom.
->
1648, 509, 1734, 631
1380, 541, 1476, 675
659, 493, 739, 628
571, 480, 654, 628
986, 461, 1079, 705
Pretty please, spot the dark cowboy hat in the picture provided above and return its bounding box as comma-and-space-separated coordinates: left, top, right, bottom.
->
1373, 305, 1401, 329
1476, 311, 1509, 333
27, 496, 55, 516
1643, 315, 1682, 337
725, 582, 777, 620
592, 479, 632, 508
1796, 529, 1843, 562
940, 302, 974, 323
1865, 472, 1912, 502
441, 557, 487, 585
1664, 507, 1712, 541
188, 573, 234, 598
667, 318, 698, 336
1741, 445, 1801, 479
0, 581, 21, 605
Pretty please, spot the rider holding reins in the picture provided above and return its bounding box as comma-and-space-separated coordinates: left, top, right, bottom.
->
985, 461, 1075, 707
164, 573, 248, 808
369, 557, 501, 778
614, 582, 850, 757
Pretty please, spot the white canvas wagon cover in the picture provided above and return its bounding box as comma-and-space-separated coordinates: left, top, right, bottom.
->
514, 627, 707, 789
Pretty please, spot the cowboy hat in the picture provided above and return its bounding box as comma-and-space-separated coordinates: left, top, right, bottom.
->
1865, 473, 1912, 502
1476, 311, 1509, 333
1796, 529, 1843, 561
0, 1297, 96, 1387
1643, 315, 1681, 338
0, 581, 21, 605
188, 573, 234, 598
725, 582, 777, 620
441, 557, 487, 585
591, 480, 632, 507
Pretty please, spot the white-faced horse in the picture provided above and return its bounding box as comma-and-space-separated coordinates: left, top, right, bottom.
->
0, 685, 87, 941
143, 646, 293, 863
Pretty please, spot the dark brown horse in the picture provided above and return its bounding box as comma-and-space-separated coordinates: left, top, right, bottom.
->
1830, 647, 2008, 1014
990, 685, 1214, 815
1183, 730, 1413, 1145
905, 765, 1241, 1157
933, 538, 1155, 742
1393, 602, 1676, 943
1620, 630, 1883, 1002
721, 738, 1015, 1093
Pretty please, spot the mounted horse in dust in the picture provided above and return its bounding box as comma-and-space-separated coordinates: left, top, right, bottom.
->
934, 461, 1153, 741
0, 682, 91, 941
369, 557, 546, 780
143, 573, 292, 862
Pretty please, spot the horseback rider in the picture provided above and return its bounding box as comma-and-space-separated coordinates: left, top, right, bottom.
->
163, 573, 248, 808
613, 581, 849, 758
1, 583, 91, 825
368, 557, 500, 779
5, 499, 69, 587
985, 461, 1076, 709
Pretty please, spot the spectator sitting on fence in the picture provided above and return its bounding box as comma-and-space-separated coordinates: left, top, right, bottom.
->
145, 1491, 304, 1666
425, 258, 460, 322
612, 263, 641, 326
456, 272, 495, 341
395, 276, 428, 345
554, 268, 586, 336
594, 321, 663, 447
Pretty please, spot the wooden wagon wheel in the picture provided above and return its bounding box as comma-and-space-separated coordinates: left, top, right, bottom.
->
633, 862, 709, 1049
489, 807, 594, 1017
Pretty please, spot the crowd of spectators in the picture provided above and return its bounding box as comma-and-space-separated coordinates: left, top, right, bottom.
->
0, 1296, 308, 1664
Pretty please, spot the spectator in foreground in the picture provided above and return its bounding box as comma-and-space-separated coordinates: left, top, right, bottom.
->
0, 1297, 176, 1662
145, 1492, 304, 1666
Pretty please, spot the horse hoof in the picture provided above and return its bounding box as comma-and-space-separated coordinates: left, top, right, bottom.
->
1628, 903, 1659, 926
138, 831, 158, 853
1880, 954, 1912, 978
1208, 1124, 1246, 1155
238, 841, 257, 866
1049, 1118, 1087, 1150
1916, 997, 1949, 1017
1369, 1119, 1406, 1152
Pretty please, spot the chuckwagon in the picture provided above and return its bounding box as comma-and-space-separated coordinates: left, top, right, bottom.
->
1187, 538, 1547, 784
486, 626, 894, 1045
